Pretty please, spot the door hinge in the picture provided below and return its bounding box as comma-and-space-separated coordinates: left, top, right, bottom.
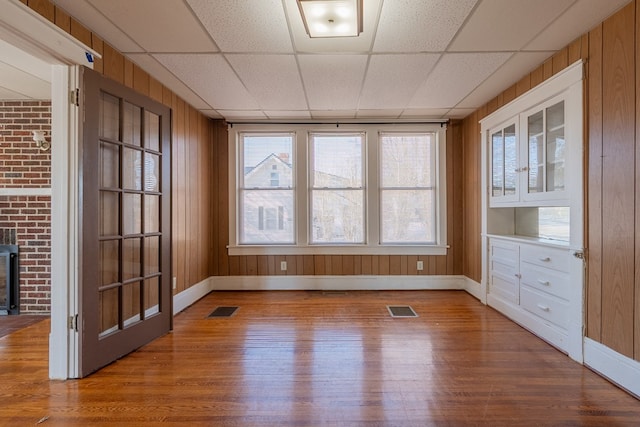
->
573, 251, 585, 261
70, 88, 79, 106
68, 314, 78, 331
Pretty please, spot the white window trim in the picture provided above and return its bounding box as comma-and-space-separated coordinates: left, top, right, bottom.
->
228, 123, 448, 256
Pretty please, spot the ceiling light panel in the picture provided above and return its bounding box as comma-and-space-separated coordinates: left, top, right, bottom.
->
154, 53, 259, 110
186, 0, 293, 53
359, 54, 440, 109
284, 0, 381, 54
373, 0, 477, 52
298, 54, 367, 110
87, 0, 216, 53
409, 53, 511, 109
226, 54, 307, 110
54, 0, 143, 53
297, 0, 361, 38
449, 0, 573, 51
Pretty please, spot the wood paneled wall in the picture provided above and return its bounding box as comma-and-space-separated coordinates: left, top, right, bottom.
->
25, 0, 213, 296
462, 1, 640, 362
587, 1, 640, 361
209, 121, 465, 276
460, 35, 588, 284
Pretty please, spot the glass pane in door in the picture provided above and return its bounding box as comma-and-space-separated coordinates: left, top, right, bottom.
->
99, 287, 119, 337
528, 111, 544, 193
123, 102, 141, 146
100, 92, 119, 141
503, 124, 517, 196
100, 141, 119, 189
546, 101, 565, 192
122, 193, 142, 235
491, 130, 504, 197
144, 277, 160, 316
100, 240, 119, 286
144, 111, 160, 152
122, 281, 141, 327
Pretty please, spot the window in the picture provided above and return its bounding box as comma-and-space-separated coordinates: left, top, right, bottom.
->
229, 124, 447, 255
238, 133, 294, 244
310, 133, 365, 244
380, 133, 436, 244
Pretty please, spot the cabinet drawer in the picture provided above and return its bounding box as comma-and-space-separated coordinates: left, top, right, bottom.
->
520, 263, 570, 300
520, 286, 569, 329
490, 273, 518, 304
520, 244, 569, 272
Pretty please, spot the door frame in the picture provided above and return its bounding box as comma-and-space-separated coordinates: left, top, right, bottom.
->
0, 0, 100, 379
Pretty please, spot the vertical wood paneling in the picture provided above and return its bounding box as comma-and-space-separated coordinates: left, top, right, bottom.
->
635, 0, 640, 361
70, 18, 91, 48
516, 75, 531, 97
531, 65, 544, 88
600, 3, 635, 358
91, 34, 104, 75
587, 24, 604, 341
102, 43, 124, 84
28, 0, 54, 21
552, 47, 569, 74
53, 6, 70, 32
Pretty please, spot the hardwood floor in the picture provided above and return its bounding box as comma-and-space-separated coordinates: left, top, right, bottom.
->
0, 314, 47, 338
1, 290, 639, 426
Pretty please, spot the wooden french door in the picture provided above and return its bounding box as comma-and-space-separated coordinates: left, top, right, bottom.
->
80, 67, 171, 377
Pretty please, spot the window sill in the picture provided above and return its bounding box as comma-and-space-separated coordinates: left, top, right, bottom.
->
227, 245, 449, 256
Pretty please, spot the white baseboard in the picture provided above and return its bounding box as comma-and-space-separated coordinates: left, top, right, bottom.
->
172, 277, 213, 315
209, 275, 467, 291
463, 277, 483, 301
584, 337, 640, 398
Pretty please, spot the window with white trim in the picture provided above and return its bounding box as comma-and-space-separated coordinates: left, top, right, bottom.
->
229, 124, 447, 255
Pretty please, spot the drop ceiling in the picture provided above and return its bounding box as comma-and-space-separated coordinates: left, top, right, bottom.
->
9, 0, 633, 120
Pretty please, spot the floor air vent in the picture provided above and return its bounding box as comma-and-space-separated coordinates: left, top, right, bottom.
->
208, 306, 239, 318
387, 305, 418, 318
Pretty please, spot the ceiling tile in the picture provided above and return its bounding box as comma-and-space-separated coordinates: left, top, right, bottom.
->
400, 109, 450, 119
0, 86, 32, 99
445, 108, 477, 119
359, 54, 440, 110
218, 110, 267, 120
0, 62, 50, 99
356, 109, 402, 118
127, 53, 211, 110
86, 0, 216, 53
298, 54, 368, 110
226, 54, 306, 110
265, 110, 312, 119
283, 0, 382, 54
186, 0, 293, 53
526, 0, 631, 50
53, 0, 143, 53
373, 0, 477, 52
198, 109, 223, 119
311, 110, 357, 119
154, 53, 259, 110
449, 0, 574, 51
456, 51, 554, 109
409, 53, 512, 109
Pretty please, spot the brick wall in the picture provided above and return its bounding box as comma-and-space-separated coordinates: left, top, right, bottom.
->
0, 100, 51, 314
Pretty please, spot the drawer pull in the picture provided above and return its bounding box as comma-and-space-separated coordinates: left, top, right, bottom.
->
537, 279, 550, 286
539, 257, 551, 262
537, 303, 550, 312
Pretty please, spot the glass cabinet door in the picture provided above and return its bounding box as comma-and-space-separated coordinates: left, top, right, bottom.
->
526, 100, 565, 197
490, 122, 517, 202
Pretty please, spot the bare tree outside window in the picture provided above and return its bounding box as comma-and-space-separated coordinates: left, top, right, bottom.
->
380, 133, 436, 244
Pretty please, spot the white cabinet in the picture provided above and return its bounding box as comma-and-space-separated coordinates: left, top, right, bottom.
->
488, 82, 580, 207
488, 236, 572, 352
481, 60, 584, 362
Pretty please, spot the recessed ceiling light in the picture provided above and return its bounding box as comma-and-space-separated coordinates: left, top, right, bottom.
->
297, 0, 363, 38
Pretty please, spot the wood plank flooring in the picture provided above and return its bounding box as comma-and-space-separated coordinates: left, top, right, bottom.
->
1, 290, 639, 426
